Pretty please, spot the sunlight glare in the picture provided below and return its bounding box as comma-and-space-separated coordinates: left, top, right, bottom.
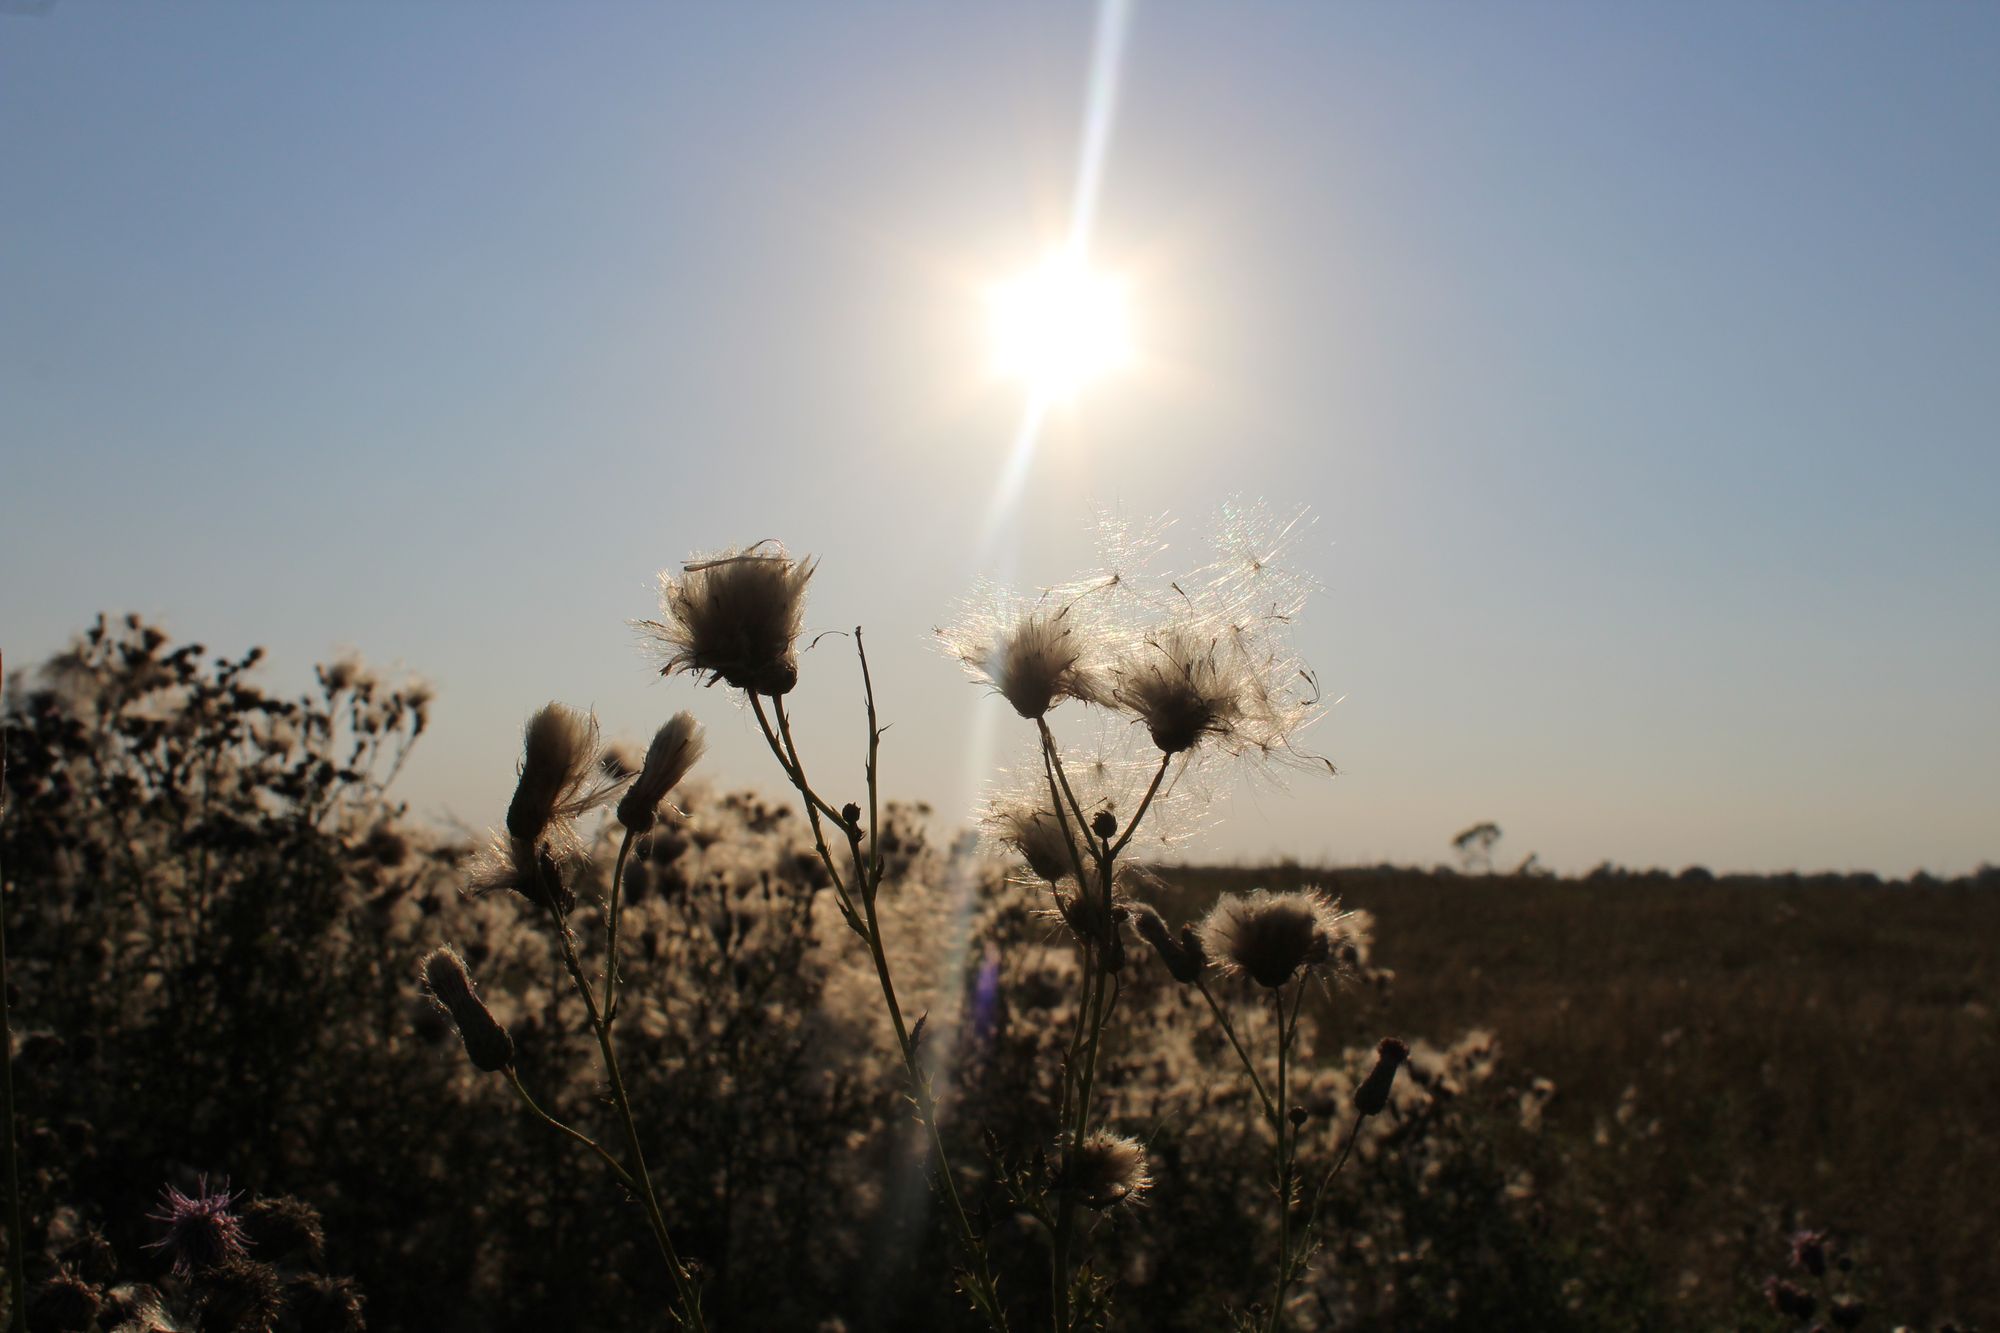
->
986, 251, 1133, 400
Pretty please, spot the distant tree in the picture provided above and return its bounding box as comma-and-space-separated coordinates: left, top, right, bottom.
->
1451, 821, 1501, 874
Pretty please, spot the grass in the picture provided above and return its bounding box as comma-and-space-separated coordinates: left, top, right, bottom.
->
1162, 862, 2000, 1327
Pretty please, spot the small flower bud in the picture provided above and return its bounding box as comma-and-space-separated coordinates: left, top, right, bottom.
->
1354, 1037, 1409, 1117
1091, 810, 1117, 841
841, 801, 862, 829
421, 946, 515, 1073
1288, 1106, 1308, 1129
1131, 904, 1202, 984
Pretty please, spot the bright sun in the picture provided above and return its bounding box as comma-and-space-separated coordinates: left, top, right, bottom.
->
987, 251, 1133, 400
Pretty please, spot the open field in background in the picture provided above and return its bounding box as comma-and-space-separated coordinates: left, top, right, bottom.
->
1159, 864, 2000, 1326
5, 616, 1994, 1329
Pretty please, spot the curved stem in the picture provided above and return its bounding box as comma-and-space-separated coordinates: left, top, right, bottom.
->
1195, 979, 1277, 1124
549, 908, 708, 1331
751, 685, 1008, 1332
505, 1067, 637, 1192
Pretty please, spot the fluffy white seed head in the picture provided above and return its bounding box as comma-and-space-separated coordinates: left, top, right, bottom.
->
643, 543, 816, 696
941, 593, 1113, 720
1199, 888, 1346, 988
1063, 1130, 1152, 1209
983, 791, 1088, 884
617, 712, 706, 834
505, 703, 614, 848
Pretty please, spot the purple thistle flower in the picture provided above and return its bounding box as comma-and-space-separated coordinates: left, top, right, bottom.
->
145, 1176, 251, 1275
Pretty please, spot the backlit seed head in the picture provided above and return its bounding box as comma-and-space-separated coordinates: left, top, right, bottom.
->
983, 794, 1086, 884
244, 1195, 326, 1268
643, 542, 817, 695
1199, 888, 1346, 988
617, 712, 706, 834
941, 598, 1110, 720
506, 703, 613, 846
195, 1258, 285, 1333
420, 945, 515, 1073
1061, 1130, 1152, 1209
287, 1274, 368, 1333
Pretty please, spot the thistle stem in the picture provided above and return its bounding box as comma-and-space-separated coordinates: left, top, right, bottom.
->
549, 908, 708, 1332
603, 828, 635, 1026
750, 681, 1009, 1333
1195, 979, 1277, 1124
1270, 987, 1293, 1333
0, 655, 25, 1333
504, 1068, 638, 1192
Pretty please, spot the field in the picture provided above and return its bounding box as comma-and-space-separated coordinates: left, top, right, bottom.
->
2, 617, 1993, 1333
1164, 863, 2000, 1326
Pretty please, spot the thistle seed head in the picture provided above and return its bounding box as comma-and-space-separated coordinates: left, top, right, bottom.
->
1061, 1130, 1152, 1209
243, 1195, 326, 1268
194, 1258, 285, 1333
420, 945, 515, 1073
1199, 888, 1345, 988
286, 1274, 368, 1333
466, 833, 574, 915
942, 599, 1109, 720
617, 712, 706, 834
644, 543, 816, 695
505, 703, 613, 846
983, 794, 1086, 884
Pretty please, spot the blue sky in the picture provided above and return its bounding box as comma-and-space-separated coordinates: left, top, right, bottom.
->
4, 2, 1995, 875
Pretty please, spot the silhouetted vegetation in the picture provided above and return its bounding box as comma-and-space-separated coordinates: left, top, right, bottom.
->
0, 613, 1989, 1331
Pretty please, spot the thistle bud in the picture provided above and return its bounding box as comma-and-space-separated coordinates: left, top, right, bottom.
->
616, 712, 706, 834
420, 946, 514, 1072
1354, 1037, 1409, 1117
1288, 1106, 1308, 1129
1091, 810, 1117, 841
1131, 904, 1202, 984
506, 704, 601, 844
841, 801, 862, 829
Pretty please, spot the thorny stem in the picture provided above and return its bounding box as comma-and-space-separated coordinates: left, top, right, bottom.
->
0, 654, 26, 1333
547, 906, 708, 1332
749, 673, 1010, 1333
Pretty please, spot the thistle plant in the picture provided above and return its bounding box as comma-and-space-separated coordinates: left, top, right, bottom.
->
420, 701, 711, 1331
640, 544, 1013, 1330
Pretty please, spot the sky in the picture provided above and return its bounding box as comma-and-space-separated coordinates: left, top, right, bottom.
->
3, 2, 1996, 877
